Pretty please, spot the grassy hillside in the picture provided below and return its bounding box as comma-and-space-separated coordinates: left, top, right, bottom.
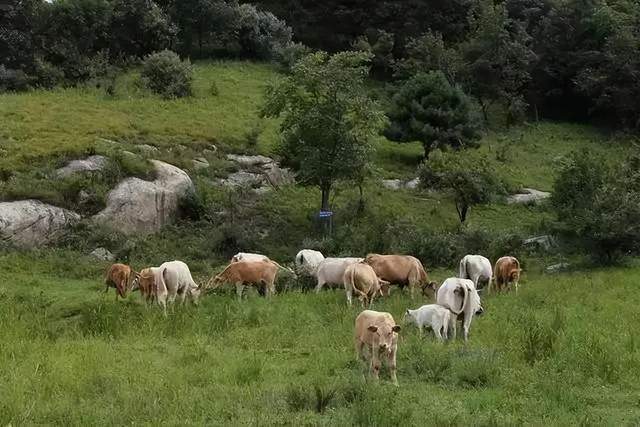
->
0, 251, 639, 425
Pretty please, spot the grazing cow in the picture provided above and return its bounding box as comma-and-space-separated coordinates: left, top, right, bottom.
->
494, 256, 521, 294
295, 249, 325, 276
343, 262, 390, 307
459, 254, 493, 292
209, 260, 278, 299
136, 261, 201, 314
436, 278, 483, 342
404, 305, 451, 342
364, 254, 433, 299
231, 252, 269, 263
104, 263, 138, 300
354, 310, 401, 386
314, 257, 363, 293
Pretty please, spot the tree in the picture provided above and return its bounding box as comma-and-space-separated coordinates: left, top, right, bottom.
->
385, 71, 482, 159
261, 51, 387, 213
393, 31, 462, 82
420, 149, 503, 224
461, 0, 536, 124
551, 152, 640, 263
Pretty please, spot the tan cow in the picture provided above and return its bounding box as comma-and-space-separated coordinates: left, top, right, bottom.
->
209, 260, 278, 299
364, 254, 433, 299
104, 263, 138, 300
343, 262, 390, 307
354, 310, 401, 386
494, 256, 521, 294
137, 267, 158, 303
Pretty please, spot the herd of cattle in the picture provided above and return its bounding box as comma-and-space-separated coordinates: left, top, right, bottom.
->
104, 250, 521, 385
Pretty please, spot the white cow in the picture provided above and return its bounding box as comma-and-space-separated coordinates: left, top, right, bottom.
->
459, 254, 492, 291
156, 260, 202, 313
295, 249, 325, 276
436, 278, 483, 342
403, 304, 451, 341
231, 252, 269, 263
314, 257, 363, 293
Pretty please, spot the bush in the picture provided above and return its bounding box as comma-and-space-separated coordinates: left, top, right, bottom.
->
237, 4, 292, 60
140, 50, 193, 99
273, 42, 312, 71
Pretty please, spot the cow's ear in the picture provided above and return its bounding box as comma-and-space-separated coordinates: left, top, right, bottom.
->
392, 325, 401, 333
367, 325, 378, 333
405, 309, 410, 315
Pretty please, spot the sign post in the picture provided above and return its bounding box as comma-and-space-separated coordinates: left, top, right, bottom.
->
318, 210, 333, 235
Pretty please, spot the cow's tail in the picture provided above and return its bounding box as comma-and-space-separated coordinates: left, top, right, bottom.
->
347, 267, 368, 300
271, 261, 296, 276
459, 257, 467, 279
449, 284, 468, 316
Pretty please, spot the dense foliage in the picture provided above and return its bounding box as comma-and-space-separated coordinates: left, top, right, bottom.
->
385, 71, 482, 159
261, 51, 386, 212
139, 50, 193, 98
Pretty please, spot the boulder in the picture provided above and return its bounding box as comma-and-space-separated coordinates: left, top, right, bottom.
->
92, 160, 194, 235
263, 163, 295, 187
226, 154, 274, 167
382, 179, 403, 190
545, 263, 570, 274
507, 188, 551, 204
90, 247, 115, 262
0, 200, 81, 248
56, 155, 109, 178
222, 171, 266, 188
523, 235, 555, 251
405, 177, 421, 189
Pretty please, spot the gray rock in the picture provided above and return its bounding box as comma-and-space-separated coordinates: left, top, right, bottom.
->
252, 186, 271, 195
226, 154, 274, 167
523, 235, 555, 251
405, 177, 421, 189
507, 188, 551, 204
263, 163, 295, 187
56, 155, 109, 178
91, 247, 115, 262
92, 160, 194, 235
203, 149, 217, 157
0, 200, 81, 248
192, 157, 210, 170
78, 190, 92, 204
382, 179, 404, 190
222, 171, 266, 188
545, 263, 570, 273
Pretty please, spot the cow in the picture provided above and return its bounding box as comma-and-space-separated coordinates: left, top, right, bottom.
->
136, 261, 202, 314
494, 256, 521, 294
209, 260, 278, 299
364, 254, 433, 299
354, 310, 401, 386
403, 304, 451, 342
436, 278, 483, 342
459, 254, 493, 292
104, 263, 139, 300
343, 262, 390, 307
314, 257, 363, 293
231, 252, 269, 263
294, 249, 325, 276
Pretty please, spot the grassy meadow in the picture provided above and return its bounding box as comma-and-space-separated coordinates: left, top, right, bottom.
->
0, 251, 639, 425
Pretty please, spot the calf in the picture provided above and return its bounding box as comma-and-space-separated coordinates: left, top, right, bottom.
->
354, 310, 401, 386
343, 262, 390, 307
209, 260, 278, 299
104, 263, 138, 300
231, 252, 269, 263
404, 304, 451, 341
494, 256, 521, 294
364, 254, 433, 299
137, 267, 160, 304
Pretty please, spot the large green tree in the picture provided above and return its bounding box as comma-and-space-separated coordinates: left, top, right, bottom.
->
261, 51, 386, 212
385, 71, 482, 159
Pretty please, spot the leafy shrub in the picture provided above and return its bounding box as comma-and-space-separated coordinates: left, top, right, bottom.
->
274, 42, 312, 71
140, 50, 193, 99
237, 4, 292, 60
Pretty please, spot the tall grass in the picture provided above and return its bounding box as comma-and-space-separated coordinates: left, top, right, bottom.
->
0, 252, 639, 424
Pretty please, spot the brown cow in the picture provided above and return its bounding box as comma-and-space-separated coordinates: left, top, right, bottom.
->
208, 260, 278, 299
354, 310, 401, 386
343, 262, 390, 307
364, 254, 433, 300
494, 256, 521, 294
137, 267, 160, 304
104, 263, 138, 300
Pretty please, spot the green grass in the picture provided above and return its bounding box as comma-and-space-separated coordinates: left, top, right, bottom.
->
0, 251, 639, 425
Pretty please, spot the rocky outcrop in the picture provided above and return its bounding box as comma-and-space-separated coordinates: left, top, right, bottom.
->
56, 155, 109, 178
90, 247, 115, 261
225, 154, 294, 189
92, 160, 194, 235
382, 178, 421, 190
0, 200, 81, 248
508, 188, 551, 204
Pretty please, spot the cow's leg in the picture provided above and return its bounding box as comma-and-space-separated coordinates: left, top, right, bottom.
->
514, 281, 519, 295
346, 289, 353, 306
314, 279, 325, 294
463, 315, 472, 343
442, 322, 448, 340
433, 324, 443, 341
235, 283, 244, 300
370, 351, 381, 381
449, 317, 457, 341
388, 349, 398, 386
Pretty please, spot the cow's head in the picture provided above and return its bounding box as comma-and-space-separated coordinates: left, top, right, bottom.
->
421, 281, 438, 298
138, 269, 156, 295
367, 323, 400, 354
130, 271, 141, 292
378, 279, 391, 297
403, 309, 417, 325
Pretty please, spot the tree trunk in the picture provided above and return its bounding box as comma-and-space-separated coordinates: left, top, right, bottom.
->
357, 182, 365, 213
321, 184, 331, 212
423, 143, 432, 160
456, 202, 469, 224
479, 98, 490, 125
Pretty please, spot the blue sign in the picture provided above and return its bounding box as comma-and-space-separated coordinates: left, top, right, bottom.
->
319, 210, 333, 218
